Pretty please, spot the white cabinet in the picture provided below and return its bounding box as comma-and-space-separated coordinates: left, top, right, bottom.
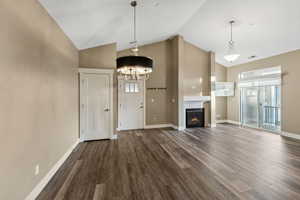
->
215, 82, 235, 97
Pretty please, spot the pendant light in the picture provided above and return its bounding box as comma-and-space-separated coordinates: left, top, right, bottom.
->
224, 20, 240, 63
117, 1, 153, 80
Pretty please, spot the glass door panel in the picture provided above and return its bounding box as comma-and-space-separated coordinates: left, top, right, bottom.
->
259, 85, 281, 131
241, 87, 259, 128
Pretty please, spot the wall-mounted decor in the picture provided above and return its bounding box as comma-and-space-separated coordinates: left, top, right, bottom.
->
215, 82, 235, 97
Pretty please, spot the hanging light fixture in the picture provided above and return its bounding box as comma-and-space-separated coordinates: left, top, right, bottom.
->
224, 20, 240, 63
117, 1, 153, 80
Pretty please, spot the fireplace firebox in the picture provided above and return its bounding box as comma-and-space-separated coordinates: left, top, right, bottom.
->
186, 108, 205, 128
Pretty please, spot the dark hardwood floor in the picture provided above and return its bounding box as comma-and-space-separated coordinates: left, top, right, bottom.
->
37, 124, 300, 200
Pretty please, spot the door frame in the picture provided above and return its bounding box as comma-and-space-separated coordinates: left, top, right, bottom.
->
79, 68, 114, 141
117, 76, 146, 131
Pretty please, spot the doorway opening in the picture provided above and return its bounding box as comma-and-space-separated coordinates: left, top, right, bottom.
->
239, 66, 281, 132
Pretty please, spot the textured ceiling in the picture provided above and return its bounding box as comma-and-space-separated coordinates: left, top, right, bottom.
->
39, 0, 300, 66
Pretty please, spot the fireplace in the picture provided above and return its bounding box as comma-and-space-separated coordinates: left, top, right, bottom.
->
186, 108, 205, 128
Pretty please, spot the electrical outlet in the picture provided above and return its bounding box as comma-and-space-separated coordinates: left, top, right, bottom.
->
35, 165, 39, 176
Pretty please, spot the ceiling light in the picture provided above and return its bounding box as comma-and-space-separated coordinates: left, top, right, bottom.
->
224, 20, 240, 63
117, 1, 153, 80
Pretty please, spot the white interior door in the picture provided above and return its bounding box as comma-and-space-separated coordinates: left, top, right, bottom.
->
118, 79, 144, 130
80, 73, 112, 141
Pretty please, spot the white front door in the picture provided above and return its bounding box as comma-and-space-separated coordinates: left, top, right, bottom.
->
118, 79, 145, 130
80, 73, 112, 141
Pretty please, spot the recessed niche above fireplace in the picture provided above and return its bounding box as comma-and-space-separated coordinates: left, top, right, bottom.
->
186, 108, 205, 128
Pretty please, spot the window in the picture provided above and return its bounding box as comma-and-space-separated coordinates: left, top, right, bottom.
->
125, 82, 139, 93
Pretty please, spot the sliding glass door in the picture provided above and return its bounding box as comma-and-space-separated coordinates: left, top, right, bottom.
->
240, 85, 281, 131
239, 67, 281, 132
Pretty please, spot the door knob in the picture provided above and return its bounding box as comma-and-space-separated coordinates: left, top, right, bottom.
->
139, 106, 144, 109
104, 108, 110, 112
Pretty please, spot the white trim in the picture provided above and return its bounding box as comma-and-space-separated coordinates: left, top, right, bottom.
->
171, 124, 179, 130
25, 139, 80, 200
117, 124, 179, 130
79, 68, 114, 74
227, 120, 241, 125
110, 134, 118, 140
144, 124, 173, 129
143, 81, 147, 129
281, 131, 300, 140
216, 120, 228, 123
210, 123, 217, 128
178, 126, 185, 131
216, 120, 241, 125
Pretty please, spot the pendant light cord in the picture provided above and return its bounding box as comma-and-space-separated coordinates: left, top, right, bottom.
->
131, 1, 138, 55
134, 4, 137, 44
229, 20, 235, 45
230, 22, 233, 42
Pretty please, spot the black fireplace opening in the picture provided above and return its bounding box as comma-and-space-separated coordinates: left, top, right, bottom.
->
186, 108, 205, 128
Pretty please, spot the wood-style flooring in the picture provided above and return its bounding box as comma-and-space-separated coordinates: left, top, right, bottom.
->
37, 124, 300, 200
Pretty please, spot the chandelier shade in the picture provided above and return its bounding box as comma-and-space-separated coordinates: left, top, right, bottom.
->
117, 56, 153, 75
224, 41, 240, 62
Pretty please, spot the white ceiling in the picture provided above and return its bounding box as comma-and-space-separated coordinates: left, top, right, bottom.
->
39, 0, 300, 66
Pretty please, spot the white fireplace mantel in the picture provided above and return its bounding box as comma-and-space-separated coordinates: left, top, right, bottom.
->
184, 96, 211, 102
180, 96, 211, 130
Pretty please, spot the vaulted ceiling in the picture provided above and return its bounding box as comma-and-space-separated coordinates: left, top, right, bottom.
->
39, 0, 300, 66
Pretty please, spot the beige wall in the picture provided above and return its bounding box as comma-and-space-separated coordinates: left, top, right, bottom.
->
215, 63, 228, 120
79, 43, 118, 131
169, 36, 181, 126
183, 41, 210, 96
227, 49, 300, 134
181, 41, 211, 127
0, 1, 79, 199
118, 41, 174, 125
79, 43, 116, 68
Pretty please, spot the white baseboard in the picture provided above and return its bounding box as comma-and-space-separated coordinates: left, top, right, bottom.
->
210, 123, 217, 128
178, 126, 185, 131
171, 124, 179, 130
216, 120, 228, 124
281, 131, 300, 140
144, 124, 173, 129
25, 139, 80, 200
227, 120, 241, 125
111, 134, 118, 140
217, 120, 241, 125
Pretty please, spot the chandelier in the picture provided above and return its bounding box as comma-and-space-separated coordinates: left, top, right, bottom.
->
117, 1, 153, 80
